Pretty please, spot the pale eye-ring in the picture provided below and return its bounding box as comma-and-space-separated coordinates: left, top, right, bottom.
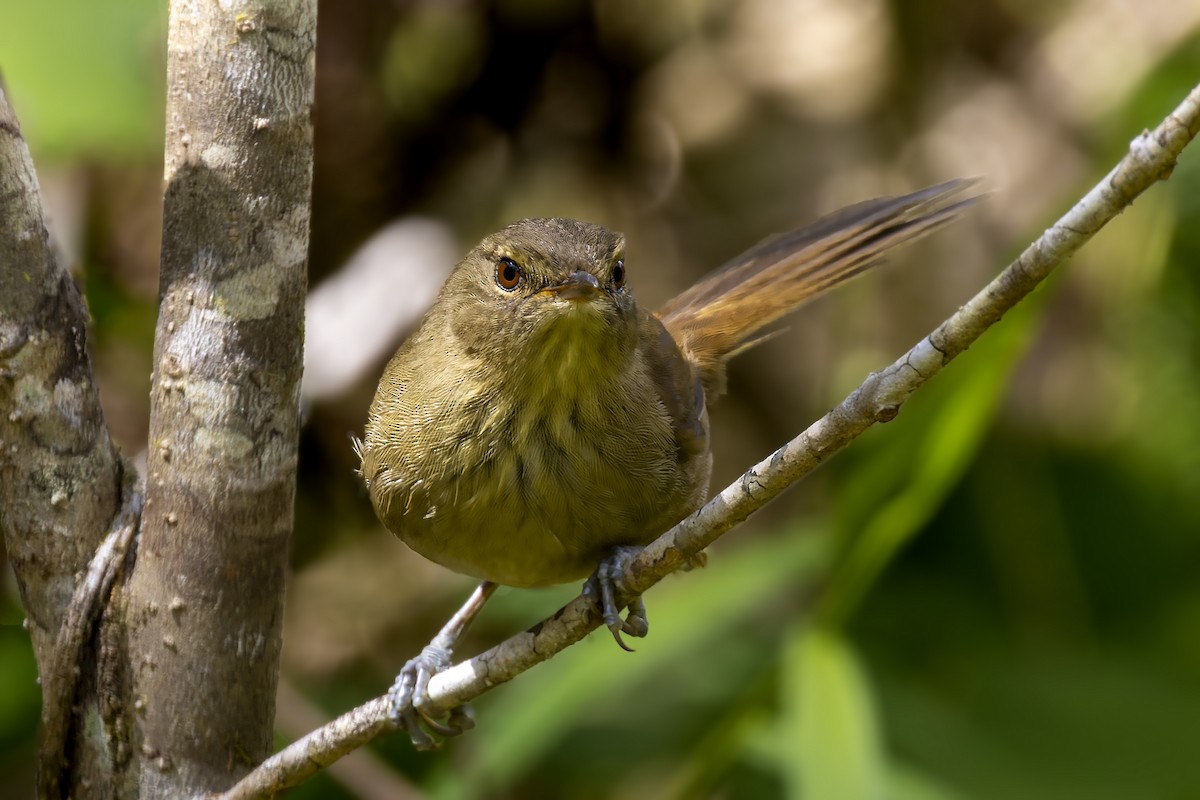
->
496, 257, 522, 291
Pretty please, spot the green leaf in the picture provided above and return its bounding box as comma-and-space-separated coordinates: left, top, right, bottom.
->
780, 626, 885, 800
887, 761, 972, 800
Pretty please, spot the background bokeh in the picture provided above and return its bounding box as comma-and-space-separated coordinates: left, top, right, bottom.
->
3, 1, 1200, 797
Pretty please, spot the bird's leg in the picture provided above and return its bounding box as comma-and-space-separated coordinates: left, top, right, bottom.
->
389, 580, 497, 749
583, 545, 649, 652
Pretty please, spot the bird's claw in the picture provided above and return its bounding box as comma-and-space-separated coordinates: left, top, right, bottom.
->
584, 545, 649, 651
387, 644, 472, 750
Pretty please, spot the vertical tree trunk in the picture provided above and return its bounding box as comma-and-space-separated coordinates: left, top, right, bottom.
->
124, 0, 315, 794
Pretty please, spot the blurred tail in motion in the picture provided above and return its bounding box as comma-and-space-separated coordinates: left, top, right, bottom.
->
656, 178, 979, 397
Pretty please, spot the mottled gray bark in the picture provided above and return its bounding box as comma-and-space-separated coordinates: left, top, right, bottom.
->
0, 82, 130, 796
121, 0, 315, 796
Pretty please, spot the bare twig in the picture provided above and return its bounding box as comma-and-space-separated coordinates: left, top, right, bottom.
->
273, 678, 425, 800
220, 82, 1200, 800
219, 698, 397, 800
37, 462, 142, 799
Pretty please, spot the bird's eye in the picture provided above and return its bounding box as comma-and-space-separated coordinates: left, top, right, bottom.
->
496, 257, 522, 291
611, 259, 625, 288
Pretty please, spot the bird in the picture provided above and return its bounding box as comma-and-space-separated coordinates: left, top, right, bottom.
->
357, 179, 976, 746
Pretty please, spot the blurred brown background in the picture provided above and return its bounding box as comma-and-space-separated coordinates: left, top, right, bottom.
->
3, 0, 1200, 797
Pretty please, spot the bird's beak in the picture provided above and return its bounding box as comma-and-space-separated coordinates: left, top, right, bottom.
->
543, 270, 602, 301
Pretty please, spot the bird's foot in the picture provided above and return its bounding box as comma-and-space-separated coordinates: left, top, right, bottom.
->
583, 545, 649, 651
387, 644, 475, 750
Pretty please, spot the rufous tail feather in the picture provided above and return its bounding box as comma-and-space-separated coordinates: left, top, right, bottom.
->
656, 179, 979, 397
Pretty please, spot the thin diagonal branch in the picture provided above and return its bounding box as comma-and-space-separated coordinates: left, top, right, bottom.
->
220, 81, 1200, 800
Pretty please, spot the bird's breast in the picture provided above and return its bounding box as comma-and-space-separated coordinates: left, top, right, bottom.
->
364, 316, 709, 587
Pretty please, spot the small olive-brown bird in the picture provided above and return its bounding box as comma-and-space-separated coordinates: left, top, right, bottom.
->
359, 179, 974, 744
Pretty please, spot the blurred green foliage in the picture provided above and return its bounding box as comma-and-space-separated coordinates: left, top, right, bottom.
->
3, 1, 1200, 798
0, 0, 164, 160
0, 619, 38, 799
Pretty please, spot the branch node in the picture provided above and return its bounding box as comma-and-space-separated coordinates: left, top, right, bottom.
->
874, 404, 900, 423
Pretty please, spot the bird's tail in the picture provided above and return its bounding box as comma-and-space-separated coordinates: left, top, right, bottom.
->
656, 179, 979, 397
